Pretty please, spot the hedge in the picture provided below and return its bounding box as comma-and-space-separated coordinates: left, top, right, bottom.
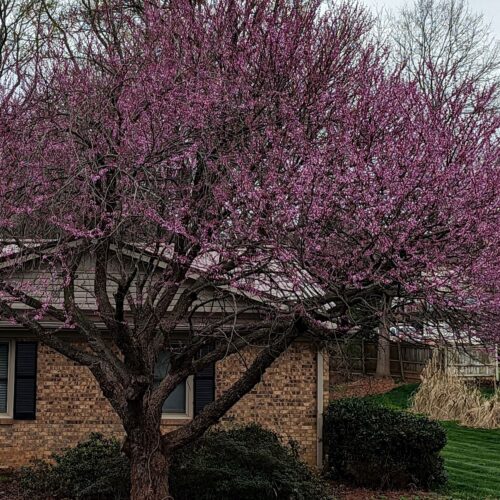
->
323, 398, 447, 489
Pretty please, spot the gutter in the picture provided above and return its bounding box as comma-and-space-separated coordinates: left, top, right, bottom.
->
316, 348, 324, 468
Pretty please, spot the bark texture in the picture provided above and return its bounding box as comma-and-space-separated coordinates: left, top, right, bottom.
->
126, 424, 171, 500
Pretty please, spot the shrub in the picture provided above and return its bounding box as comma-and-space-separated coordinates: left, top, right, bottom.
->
324, 398, 447, 490
19, 426, 328, 500
19, 433, 129, 499
170, 424, 329, 500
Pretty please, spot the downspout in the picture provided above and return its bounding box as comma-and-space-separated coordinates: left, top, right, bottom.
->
316, 348, 324, 468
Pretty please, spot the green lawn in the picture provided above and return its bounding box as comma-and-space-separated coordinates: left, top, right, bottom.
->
367, 385, 500, 499
366, 383, 419, 410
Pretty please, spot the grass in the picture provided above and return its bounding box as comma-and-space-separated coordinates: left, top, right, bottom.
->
479, 386, 496, 399
367, 384, 500, 499
366, 383, 419, 410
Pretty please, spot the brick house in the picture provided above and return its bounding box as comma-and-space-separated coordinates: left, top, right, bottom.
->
0, 245, 330, 469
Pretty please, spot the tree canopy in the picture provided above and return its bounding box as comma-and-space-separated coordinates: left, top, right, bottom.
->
0, 1, 498, 498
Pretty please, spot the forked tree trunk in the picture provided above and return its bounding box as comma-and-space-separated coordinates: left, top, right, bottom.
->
126, 425, 171, 500
120, 329, 302, 499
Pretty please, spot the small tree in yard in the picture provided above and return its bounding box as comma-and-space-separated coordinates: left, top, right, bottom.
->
303, 77, 499, 375
287, 44, 500, 376
351, 0, 500, 377
0, 1, 375, 498
344, 0, 500, 377
0, 1, 498, 498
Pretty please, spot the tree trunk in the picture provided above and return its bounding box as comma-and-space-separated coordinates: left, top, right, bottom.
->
375, 297, 392, 378
127, 426, 171, 500
375, 327, 391, 378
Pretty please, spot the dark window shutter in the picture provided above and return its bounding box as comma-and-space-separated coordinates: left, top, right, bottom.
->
14, 342, 38, 420
194, 344, 215, 415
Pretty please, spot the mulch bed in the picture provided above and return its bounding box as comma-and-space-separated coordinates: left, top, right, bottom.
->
330, 375, 397, 400
330, 482, 441, 499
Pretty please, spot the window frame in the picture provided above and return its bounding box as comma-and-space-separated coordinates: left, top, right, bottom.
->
161, 375, 194, 420
153, 349, 194, 420
0, 340, 15, 418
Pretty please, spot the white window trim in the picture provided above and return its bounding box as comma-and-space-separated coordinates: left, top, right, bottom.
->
161, 375, 194, 420
0, 340, 15, 419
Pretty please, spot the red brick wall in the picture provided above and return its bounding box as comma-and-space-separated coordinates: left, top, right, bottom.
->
0, 342, 322, 469
217, 342, 320, 465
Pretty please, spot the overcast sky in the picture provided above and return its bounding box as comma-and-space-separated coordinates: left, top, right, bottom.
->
361, 0, 500, 40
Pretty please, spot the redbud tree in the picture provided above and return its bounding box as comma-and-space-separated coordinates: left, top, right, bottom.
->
295, 73, 500, 374
0, 1, 498, 498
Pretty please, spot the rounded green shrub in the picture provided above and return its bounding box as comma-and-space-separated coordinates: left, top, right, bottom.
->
19, 433, 130, 499
170, 424, 329, 500
323, 398, 447, 490
19, 425, 328, 500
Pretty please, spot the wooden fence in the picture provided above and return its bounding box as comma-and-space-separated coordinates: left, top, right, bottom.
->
329, 340, 499, 383
444, 345, 498, 379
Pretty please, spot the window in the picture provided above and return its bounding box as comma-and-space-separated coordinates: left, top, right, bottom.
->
0, 341, 14, 417
0, 340, 38, 420
154, 352, 193, 418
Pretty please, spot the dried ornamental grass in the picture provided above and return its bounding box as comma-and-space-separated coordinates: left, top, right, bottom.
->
411, 356, 499, 428
411, 356, 483, 421
461, 392, 500, 429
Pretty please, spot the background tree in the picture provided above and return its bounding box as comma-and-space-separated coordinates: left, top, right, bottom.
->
350, 0, 500, 376
390, 0, 500, 106
295, 65, 500, 377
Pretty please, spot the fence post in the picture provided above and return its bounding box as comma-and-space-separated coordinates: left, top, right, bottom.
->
397, 342, 405, 382
361, 338, 366, 375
